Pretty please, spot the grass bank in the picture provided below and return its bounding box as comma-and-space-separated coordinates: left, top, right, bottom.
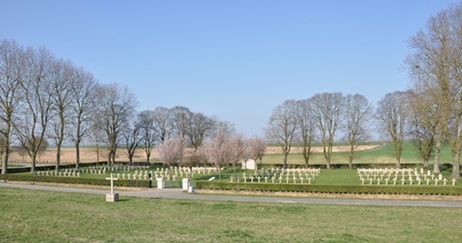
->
0, 188, 461, 242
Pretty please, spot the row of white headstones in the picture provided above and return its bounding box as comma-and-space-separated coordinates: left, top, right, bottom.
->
35, 166, 219, 180
36, 170, 80, 177
230, 168, 322, 184
357, 168, 457, 186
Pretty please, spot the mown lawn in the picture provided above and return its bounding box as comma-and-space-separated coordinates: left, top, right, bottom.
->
0, 188, 461, 242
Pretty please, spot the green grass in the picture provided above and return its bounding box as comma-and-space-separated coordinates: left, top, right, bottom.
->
0, 188, 461, 242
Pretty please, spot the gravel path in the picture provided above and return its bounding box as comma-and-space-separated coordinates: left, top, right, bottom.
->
1, 181, 462, 208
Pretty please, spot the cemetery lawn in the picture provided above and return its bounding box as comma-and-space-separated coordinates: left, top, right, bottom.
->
1, 188, 462, 242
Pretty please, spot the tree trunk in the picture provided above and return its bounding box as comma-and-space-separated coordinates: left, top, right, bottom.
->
218, 165, 222, 181
96, 145, 100, 163
433, 139, 441, 173
146, 152, 151, 163
1, 121, 11, 175
283, 153, 288, 169
55, 143, 61, 172
2, 146, 9, 175
302, 146, 311, 168
107, 151, 111, 166
348, 143, 354, 170
111, 148, 116, 166
423, 159, 429, 169
30, 152, 37, 173
128, 155, 133, 166
75, 144, 80, 170
452, 152, 461, 179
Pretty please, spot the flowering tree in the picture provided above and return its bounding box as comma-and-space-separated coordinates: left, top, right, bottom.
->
157, 137, 186, 179
200, 129, 233, 181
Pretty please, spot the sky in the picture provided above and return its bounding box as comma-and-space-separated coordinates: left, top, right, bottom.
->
0, 0, 459, 136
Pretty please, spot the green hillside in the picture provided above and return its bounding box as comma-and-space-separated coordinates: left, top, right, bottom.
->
262, 142, 454, 166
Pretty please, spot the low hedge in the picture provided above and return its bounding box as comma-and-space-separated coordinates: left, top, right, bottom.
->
195, 181, 462, 195
0, 174, 151, 188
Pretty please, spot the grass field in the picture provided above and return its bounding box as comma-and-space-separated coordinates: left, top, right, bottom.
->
263, 142, 454, 166
0, 188, 461, 242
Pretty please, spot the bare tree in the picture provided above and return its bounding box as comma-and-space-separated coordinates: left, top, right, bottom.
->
266, 99, 297, 169
0, 40, 24, 174
94, 83, 138, 165
294, 99, 316, 168
137, 110, 157, 163
171, 106, 192, 139
186, 112, 216, 151
49, 59, 73, 171
376, 91, 409, 168
153, 106, 173, 143
310, 92, 343, 169
68, 67, 97, 169
123, 118, 142, 165
407, 90, 436, 169
88, 120, 106, 163
16, 47, 54, 173
343, 94, 373, 169
406, 3, 462, 178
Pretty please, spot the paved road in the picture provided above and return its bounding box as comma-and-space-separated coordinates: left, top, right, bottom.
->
1, 182, 462, 208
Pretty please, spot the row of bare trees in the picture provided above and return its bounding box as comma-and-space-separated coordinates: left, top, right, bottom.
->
264, 3, 462, 180
0, 40, 139, 174
266, 93, 373, 170
120, 106, 219, 164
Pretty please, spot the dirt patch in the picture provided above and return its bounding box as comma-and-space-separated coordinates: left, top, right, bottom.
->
264, 145, 380, 154
9, 145, 380, 164
8, 147, 156, 164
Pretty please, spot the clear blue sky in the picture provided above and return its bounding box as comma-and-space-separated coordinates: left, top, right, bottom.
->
0, 0, 458, 136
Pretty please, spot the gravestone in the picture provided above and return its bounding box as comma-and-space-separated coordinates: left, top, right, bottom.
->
182, 178, 190, 191
242, 159, 257, 170
105, 173, 119, 202
157, 177, 165, 189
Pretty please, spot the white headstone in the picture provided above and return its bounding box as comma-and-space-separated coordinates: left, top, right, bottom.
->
242, 159, 257, 170
182, 178, 190, 191
156, 177, 165, 189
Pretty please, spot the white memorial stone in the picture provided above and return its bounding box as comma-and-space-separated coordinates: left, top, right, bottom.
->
182, 178, 190, 191
105, 173, 119, 202
157, 177, 165, 189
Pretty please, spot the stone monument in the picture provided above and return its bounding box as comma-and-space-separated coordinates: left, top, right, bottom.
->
105, 173, 119, 202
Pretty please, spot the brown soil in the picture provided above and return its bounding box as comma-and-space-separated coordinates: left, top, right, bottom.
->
264, 145, 379, 154
9, 145, 379, 164
8, 147, 157, 164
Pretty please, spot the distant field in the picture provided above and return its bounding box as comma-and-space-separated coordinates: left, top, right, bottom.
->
8, 142, 455, 166
8, 147, 158, 164
263, 142, 454, 166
